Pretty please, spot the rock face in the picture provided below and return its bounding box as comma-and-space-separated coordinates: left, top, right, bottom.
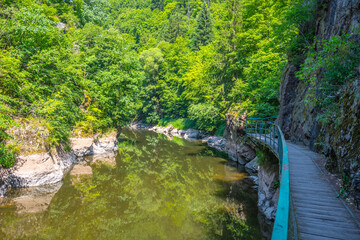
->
257, 164, 279, 221
223, 114, 256, 164
0, 134, 118, 197
277, 0, 360, 205
245, 157, 259, 176
203, 136, 226, 152
93, 135, 118, 154
70, 135, 118, 157
224, 113, 279, 229
0, 148, 75, 197
70, 138, 94, 157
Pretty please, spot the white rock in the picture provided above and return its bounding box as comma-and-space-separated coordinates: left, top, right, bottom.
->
70, 138, 94, 157
93, 136, 118, 154
184, 129, 200, 139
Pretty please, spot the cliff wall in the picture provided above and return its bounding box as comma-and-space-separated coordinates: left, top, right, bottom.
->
277, 0, 360, 205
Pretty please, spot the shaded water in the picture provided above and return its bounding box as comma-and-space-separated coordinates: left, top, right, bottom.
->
0, 129, 261, 239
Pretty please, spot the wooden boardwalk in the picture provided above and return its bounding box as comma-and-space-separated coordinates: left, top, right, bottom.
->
249, 134, 360, 239
287, 142, 360, 240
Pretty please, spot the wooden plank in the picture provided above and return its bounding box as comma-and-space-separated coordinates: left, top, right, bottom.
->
294, 206, 352, 218
290, 186, 334, 194
296, 216, 358, 229
291, 194, 341, 204
294, 202, 345, 211
293, 199, 345, 209
300, 226, 360, 240
296, 212, 353, 223
300, 232, 346, 240
286, 140, 360, 239
299, 221, 360, 234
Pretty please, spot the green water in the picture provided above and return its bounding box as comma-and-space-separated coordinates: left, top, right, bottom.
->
0, 129, 261, 239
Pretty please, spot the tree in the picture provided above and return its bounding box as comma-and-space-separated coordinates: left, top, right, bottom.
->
167, 7, 186, 43
139, 48, 165, 123
151, 0, 164, 11
192, 1, 213, 50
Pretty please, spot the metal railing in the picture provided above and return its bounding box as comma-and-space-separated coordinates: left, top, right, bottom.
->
245, 118, 290, 240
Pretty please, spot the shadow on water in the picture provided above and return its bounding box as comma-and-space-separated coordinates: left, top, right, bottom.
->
0, 128, 261, 240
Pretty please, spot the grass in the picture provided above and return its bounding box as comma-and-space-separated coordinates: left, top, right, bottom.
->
157, 118, 197, 130
158, 118, 226, 136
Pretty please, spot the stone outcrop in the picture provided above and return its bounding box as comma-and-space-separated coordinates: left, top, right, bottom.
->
202, 136, 226, 152
245, 157, 259, 176
257, 164, 279, 221
70, 138, 94, 157
277, 0, 360, 205
0, 148, 75, 197
70, 135, 118, 157
0, 134, 118, 197
223, 114, 279, 227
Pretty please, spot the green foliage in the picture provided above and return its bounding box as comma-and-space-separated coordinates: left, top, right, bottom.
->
151, 0, 164, 11
0, 0, 318, 153
215, 123, 225, 137
157, 118, 196, 130
337, 171, 351, 199
297, 33, 360, 122
0, 143, 16, 168
273, 179, 280, 190
188, 103, 221, 132
0, 1, 141, 149
192, 1, 213, 50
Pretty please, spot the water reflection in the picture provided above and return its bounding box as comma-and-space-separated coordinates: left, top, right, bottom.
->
0, 129, 260, 239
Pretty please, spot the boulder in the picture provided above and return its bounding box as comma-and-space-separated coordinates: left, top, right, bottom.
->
70, 138, 94, 157
245, 157, 259, 176
237, 144, 256, 162
184, 129, 200, 139
257, 165, 280, 221
204, 136, 226, 151
56, 22, 66, 30
93, 135, 118, 154
0, 150, 76, 195
248, 176, 259, 190
165, 124, 174, 133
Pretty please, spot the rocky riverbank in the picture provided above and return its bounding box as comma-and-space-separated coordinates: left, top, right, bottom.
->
0, 134, 118, 197
130, 123, 257, 169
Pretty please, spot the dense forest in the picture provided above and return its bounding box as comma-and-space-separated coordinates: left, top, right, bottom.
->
0, 0, 315, 167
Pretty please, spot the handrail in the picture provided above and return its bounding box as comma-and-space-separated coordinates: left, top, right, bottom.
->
245, 118, 290, 240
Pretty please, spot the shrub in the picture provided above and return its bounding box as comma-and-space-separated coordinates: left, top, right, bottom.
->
188, 103, 221, 132
296, 33, 360, 122
0, 143, 16, 168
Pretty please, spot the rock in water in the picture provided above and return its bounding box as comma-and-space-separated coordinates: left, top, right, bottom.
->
70, 138, 94, 157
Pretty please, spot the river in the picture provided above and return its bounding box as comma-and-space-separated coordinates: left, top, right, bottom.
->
0, 128, 261, 239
